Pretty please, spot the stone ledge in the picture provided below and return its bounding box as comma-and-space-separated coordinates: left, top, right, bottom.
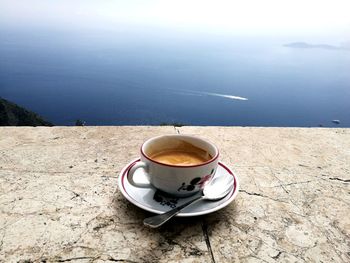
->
0, 127, 349, 262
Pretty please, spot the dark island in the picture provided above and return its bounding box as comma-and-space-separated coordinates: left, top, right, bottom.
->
0, 97, 53, 126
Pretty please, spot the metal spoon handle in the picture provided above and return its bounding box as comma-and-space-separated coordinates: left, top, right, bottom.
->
143, 195, 203, 228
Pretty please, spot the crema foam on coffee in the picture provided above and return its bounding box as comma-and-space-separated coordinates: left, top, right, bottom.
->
149, 141, 212, 166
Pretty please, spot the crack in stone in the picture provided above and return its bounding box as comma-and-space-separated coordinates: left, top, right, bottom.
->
247, 239, 263, 255
57, 256, 97, 262
56, 253, 141, 263
103, 257, 140, 263
159, 237, 205, 259
55, 184, 88, 203
201, 219, 216, 263
70, 192, 87, 202
249, 254, 270, 263
0, 230, 5, 251
328, 177, 350, 183
63, 211, 118, 247
321, 174, 350, 183
239, 189, 289, 203
272, 180, 313, 188
271, 251, 282, 259
240, 190, 263, 197
269, 168, 306, 213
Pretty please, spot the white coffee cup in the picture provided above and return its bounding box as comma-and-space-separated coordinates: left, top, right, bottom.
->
127, 135, 219, 197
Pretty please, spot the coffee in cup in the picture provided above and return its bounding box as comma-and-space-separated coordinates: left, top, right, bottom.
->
148, 140, 212, 166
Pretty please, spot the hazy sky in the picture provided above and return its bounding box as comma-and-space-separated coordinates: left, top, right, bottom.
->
0, 0, 349, 36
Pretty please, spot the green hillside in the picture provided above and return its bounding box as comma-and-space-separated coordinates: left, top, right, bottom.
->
0, 97, 53, 126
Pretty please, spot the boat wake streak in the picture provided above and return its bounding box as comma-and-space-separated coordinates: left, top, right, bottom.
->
201, 92, 248, 101
170, 89, 248, 101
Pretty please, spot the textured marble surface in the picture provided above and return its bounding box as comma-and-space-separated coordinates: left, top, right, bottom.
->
0, 126, 349, 262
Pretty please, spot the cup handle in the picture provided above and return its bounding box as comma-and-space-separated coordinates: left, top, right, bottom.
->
127, 161, 152, 188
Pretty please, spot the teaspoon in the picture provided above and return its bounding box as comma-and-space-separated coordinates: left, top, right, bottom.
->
143, 175, 234, 228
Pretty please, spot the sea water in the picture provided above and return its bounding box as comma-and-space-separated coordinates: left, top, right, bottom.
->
1, 29, 349, 127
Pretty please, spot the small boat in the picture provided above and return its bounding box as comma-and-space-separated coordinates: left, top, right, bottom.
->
332, 120, 340, 124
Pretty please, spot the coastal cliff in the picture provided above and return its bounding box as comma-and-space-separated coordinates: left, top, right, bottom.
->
0, 97, 52, 126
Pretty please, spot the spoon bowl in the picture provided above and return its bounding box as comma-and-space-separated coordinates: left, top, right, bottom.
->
202, 175, 234, 200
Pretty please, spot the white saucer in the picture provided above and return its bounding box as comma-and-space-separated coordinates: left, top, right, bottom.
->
118, 158, 239, 217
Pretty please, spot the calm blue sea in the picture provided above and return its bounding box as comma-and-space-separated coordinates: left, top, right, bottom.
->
1, 28, 349, 127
